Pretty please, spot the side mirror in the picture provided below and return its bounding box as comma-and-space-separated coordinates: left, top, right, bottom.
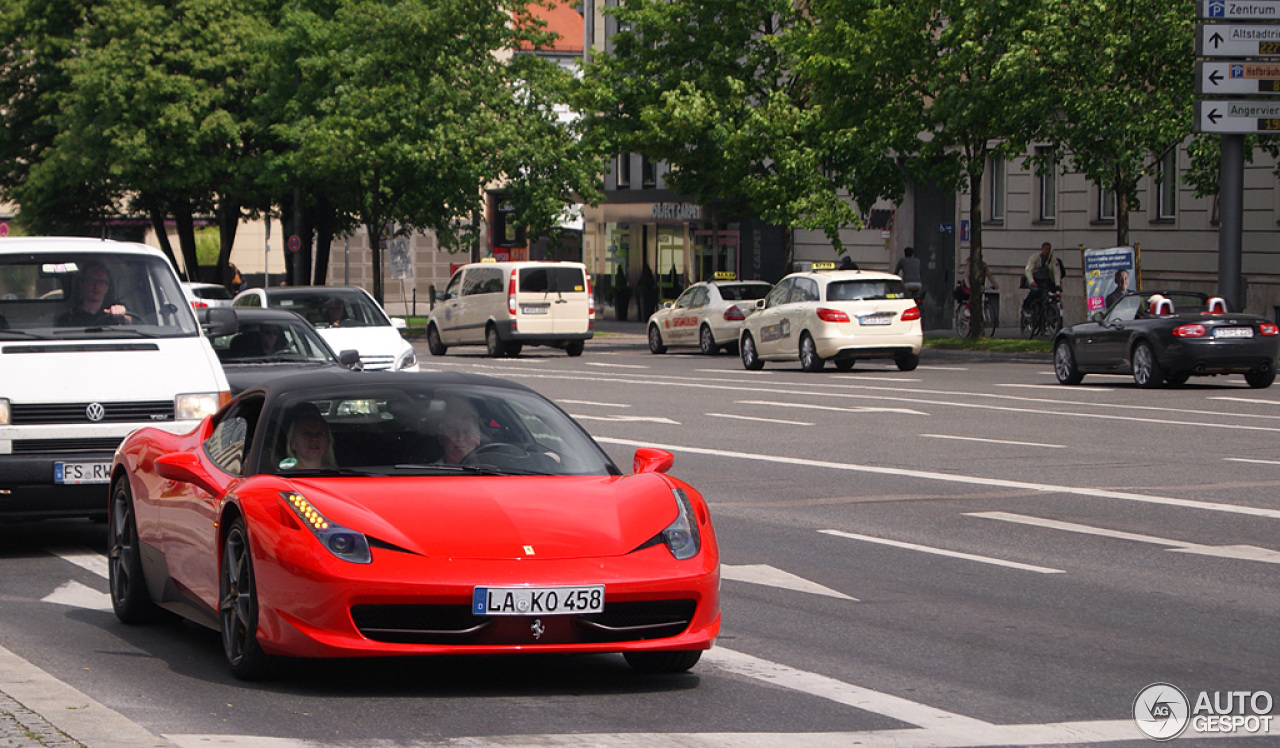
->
200, 307, 238, 337
338, 349, 362, 370
391, 317, 407, 330
755, 299, 765, 310
434, 290, 449, 302
633, 447, 674, 474
154, 452, 222, 496
663, 301, 674, 309
1090, 311, 1104, 323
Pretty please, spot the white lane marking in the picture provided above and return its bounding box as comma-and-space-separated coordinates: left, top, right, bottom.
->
458, 365, 1280, 430
706, 647, 992, 731
820, 529, 1063, 574
720, 564, 855, 600
738, 400, 928, 416
570, 414, 680, 424
1224, 457, 1280, 466
559, 400, 631, 408
920, 434, 1066, 449
920, 365, 969, 371
584, 362, 649, 369
41, 580, 111, 611
969, 511, 1280, 565
57, 550, 108, 579
996, 383, 1117, 392
1210, 396, 1280, 405
593, 437, 1280, 520
707, 413, 812, 426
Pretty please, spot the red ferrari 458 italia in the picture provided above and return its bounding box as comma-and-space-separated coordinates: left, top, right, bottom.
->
108, 370, 719, 679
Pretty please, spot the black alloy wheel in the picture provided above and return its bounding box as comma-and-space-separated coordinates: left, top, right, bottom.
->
109, 479, 162, 623
221, 518, 271, 680
1054, 339, 1084, 385
1131, 341, 1165, 389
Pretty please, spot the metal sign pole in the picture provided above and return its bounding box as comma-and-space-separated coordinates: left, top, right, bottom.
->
1219, 134, 1245, 309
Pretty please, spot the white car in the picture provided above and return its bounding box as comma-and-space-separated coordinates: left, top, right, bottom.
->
646, 278, 772, 355
739, 265, 923, 372
181, 282, 233, 309
231, 285, 419, 371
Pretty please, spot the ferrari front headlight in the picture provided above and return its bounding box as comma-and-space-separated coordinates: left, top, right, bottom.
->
661, 488, 701, 560
280, 491, 372, 564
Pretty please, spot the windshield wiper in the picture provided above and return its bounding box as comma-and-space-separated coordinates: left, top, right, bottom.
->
0, 330, 48, 339
393, 463, 538, 476
278, 467, 377, 477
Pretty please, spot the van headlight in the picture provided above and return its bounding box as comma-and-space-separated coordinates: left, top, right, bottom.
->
0, 398, 9, 425
175, 392, 223, 421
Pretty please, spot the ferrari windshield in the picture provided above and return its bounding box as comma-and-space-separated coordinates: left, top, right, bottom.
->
260, 383, 618, 477
0, 252, 198, 339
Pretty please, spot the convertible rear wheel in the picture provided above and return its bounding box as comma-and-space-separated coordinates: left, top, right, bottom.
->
1246, 366, 1276, 389
109, 479, 162, 624
1054, 339, 1084, 385
624, 650, 702, 674
221, 517, 271, 680
1132, 341, 1164, 389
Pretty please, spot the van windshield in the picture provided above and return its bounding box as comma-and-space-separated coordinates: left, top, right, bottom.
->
518, 267, 585, 294
0, 252, 199, 339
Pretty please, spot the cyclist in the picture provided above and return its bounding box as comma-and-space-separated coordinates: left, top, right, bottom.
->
1022, 242, 1062, 316
893, 246, 923, 301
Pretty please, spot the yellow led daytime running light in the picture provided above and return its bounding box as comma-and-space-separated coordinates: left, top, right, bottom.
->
284, 492, 331, 530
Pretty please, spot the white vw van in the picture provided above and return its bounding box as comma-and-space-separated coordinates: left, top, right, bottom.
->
426, 261, 594, 357
0, 237, 231, 520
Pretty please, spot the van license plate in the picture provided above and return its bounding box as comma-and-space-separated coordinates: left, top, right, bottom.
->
54, 462, 112, 484
472, 585, 604, 616
520, 306, 548, 315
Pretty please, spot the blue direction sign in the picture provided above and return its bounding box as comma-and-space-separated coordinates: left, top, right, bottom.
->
1196, 99, 1280, 132
1198, 23, 1280, 56
1197, 60, 1280, 93
1200, 0, 1280, 20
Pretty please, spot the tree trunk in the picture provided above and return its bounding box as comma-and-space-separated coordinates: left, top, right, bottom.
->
216, 193, 240, 286
172, 203, 200, 283
368, 168, 384, 305
147, 208, 179, 271
966, 146, 987, 341
313, 195, 335, 286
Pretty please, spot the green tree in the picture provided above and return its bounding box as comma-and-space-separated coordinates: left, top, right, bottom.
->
1037, 0, 1194, 248
805, 0, 1055, 338
576, 0, 898, 268
15, 0, 275, 279
274, 0, 601, 303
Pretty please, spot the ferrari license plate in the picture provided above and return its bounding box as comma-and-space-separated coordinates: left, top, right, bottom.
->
520, 306, 548, 315
472, 585, 604, 616
1215, 327, 1254, 339
859, 313, 893, 326
54, 462, 112, 485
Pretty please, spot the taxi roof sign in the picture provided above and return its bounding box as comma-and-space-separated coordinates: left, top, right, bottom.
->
713, 271, 737, 280
811, 261, 837, 270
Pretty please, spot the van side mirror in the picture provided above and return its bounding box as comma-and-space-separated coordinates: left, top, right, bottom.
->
200, 307, 238, 337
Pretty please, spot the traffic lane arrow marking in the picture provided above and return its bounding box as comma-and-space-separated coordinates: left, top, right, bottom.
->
969, 511, 1280, 564
720, 563, 857, 600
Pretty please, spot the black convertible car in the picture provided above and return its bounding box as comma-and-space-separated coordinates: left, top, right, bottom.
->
1053, 291, 1279, 388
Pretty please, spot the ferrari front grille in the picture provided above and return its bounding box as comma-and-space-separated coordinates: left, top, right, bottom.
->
350, 599, 697, 646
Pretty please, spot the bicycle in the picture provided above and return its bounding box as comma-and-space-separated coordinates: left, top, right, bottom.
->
1019, 289, 1062, 338
953, 285, 997, 337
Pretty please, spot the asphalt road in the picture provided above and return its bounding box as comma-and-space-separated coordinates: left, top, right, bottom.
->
2, 335, 1278, 747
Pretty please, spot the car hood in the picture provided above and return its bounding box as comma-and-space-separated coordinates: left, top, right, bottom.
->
291, 473, 679, 560
315, 326, 405, 355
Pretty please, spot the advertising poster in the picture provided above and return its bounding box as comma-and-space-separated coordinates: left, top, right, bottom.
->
1083, 246, 1138, 312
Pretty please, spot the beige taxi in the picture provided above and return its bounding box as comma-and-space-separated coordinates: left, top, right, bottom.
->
739, 264, 923, 372
646, 275, 772, 355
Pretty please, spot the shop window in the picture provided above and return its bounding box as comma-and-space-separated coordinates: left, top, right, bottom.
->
987, 156, 1005, 222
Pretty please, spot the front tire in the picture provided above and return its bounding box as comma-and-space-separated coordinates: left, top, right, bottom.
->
109, 479, 162, 623
740, 333, 764, 370
954, 304, 971, 337
648, 325, 667, 354
1246, 366, 1276, 389
799, 333, 824, 372
1054, 339, 1084, 385
426, 324, 447, 356
1020, 307, 1034, 338
624, 650, 702, 674
1132, 341, 1164, 389
699, 325, 718, 355
221, 518, 271, 680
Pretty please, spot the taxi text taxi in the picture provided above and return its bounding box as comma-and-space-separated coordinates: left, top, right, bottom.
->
739, 265, 923, 372
647, 274, 773, 355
